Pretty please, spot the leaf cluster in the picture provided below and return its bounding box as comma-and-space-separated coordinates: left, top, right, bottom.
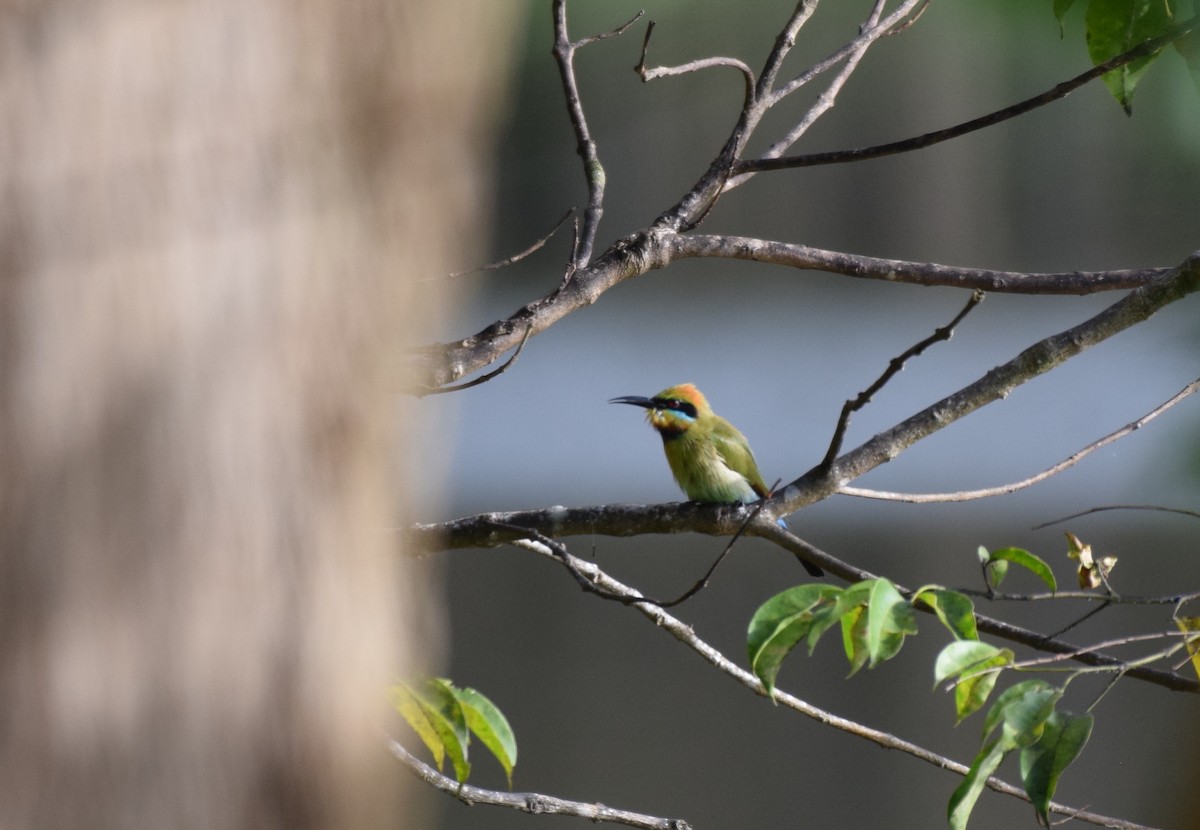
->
746, 546, 1093, 828
392, 678, 518, 787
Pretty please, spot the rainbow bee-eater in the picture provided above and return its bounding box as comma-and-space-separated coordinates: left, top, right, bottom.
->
610, 383, 822, 576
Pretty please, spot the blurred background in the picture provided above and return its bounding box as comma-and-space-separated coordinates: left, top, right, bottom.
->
407, 1, 1200, 829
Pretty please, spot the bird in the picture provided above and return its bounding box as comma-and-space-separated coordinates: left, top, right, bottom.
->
610, 383, 822, 576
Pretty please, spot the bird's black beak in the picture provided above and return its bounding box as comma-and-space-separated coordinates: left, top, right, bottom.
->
609, 395, 656, 409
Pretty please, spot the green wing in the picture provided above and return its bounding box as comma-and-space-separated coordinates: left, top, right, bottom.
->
709, 417, 769, 497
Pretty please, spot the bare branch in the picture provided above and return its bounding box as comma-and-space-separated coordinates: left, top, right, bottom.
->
552, 2, 643, 266
840, 377, 1200, 502
737, 16, 1199, 175
390, 739, 693, 830
510, 543, 1162, 830
1033, 503, 1200, 529
755, 0, 820, 100
635, 20, 756, 109
575, 9, 645, 48
886, 0, 933, 36
768, 0, 921, 105
820, 290, 984, 471
407, 324, 532, 397
774, 252, 1200, 515
956, 588, 1200, 605
409, 234, 1174, 389
726, 0, 911, 191
668, 234, 1170, 293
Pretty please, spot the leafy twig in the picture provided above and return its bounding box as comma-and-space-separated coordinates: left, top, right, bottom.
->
511, 541, 1158, 830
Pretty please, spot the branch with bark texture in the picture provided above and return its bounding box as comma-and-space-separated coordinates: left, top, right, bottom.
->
408, 1, 1190, 391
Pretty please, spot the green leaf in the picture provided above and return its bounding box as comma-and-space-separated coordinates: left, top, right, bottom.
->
421, 678, 472, 783
1086, 0, 1175, 113
390, 683, 446, 770
986, 547, 1057, 593
982, 680, 1059, 748
934, 641, 1002, 688
390, 679, 472, 782
948, 737, 1007, 830
866, 578, 918, 667
914, 587, 978, 641
841, 604, 871, 677
979, 546, 1010, 590
1175, 615, 1200, 682
747, 583, 842, 694
952, 651, 1009, 724
1020, 710, 1094, 825
1053, 0, 1078, 37
456, 686, 518, 787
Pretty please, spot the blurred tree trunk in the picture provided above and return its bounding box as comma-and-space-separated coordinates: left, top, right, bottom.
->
0, 1, 513, 828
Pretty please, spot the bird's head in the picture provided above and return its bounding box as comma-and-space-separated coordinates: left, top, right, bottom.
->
609, 382, 713, 435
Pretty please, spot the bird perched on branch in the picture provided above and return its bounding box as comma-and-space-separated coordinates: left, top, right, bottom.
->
610, 382, 821, 576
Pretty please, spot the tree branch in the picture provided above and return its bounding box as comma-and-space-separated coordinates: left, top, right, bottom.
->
390, 739, 693, 830
551, 2, 643, 267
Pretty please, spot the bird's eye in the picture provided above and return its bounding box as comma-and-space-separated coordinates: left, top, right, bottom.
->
663, 399, 697, 418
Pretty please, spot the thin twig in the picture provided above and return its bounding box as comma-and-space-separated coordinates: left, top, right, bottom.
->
737, 16, 1198, 175
635, 20, 756, 109
1044, 599, 1113, 641
496, 497, 767, 608
887, 0, 933, 36
1033, 503, 1200, 529
957, 588, 1200, 605
839, 378, 1200, 502
732, 0, 900, 189
1012, 630, 1189, 671
768, 0, 922, 105
819, 290, 984, 471
436, 210, 575, 281
514, 543, 1158, 830
390, 739, 693, 830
